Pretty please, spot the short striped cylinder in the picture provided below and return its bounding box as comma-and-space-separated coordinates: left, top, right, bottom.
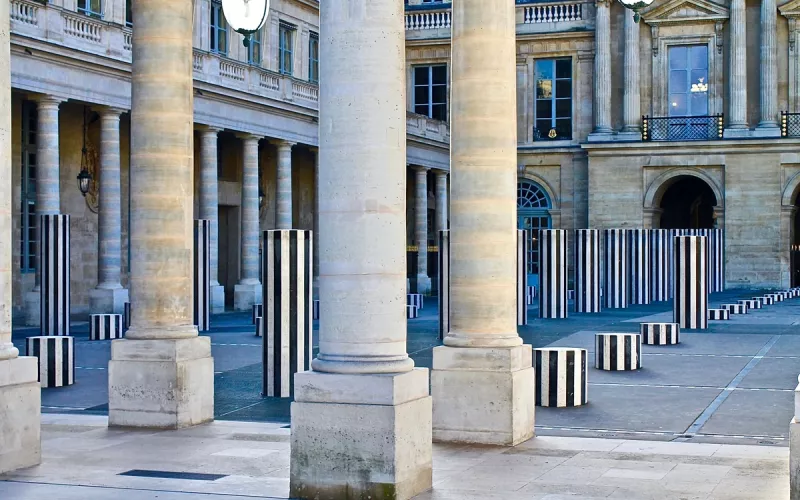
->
26, 336, 74, 388
40, 214, 71, 336
407, 305, 418, 319
526, 286, 536, 305
604, 229, 629, 309
89, 314, 124, 341
739, 299, 761, 310
650, 229, 671, 302
639, 323, 680, 345
193, 219, 211, 332
575, 229, 601, 313
708, 308, 730, 320
595, 333, 642, 371
534, 348, 588, 408
262, 230, 313, 398
760, 295, 775, 306
673, 235, 708, 330
722, 303, 746, 314
313, 300, 319, 320
252, 304, 263, 324
780, 291, 791, 299
539, 229, 568, 319
517, 229, 529, 326
255, 318, 263, 337
773, 293, 785, 302
628, 229, 651, 305
568, 290, 575, 300
123, 302, 131, 330
407, 294, 423, 310
438, 230, 450, 340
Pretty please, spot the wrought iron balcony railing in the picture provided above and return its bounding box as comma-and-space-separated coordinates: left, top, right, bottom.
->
781, 111, 800, 138
532, 127, 572, 142
642, 115, 724, 142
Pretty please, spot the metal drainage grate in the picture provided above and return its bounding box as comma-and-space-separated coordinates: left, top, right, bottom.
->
119, 469, 228, 481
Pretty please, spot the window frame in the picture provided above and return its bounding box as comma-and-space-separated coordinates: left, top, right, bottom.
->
533, 57, 573, 141
412, 64, 448, 121
651, 34, 719, 117
309, 32, 319, 84
667, 44, 709, 117
210, 0, 228, 56
20, 101, 37, 274
77, 0, 103, 18
247, 28, 262, 66
125, 0, 132, 26
279, 22, 296, 76
516, 180, 552, 279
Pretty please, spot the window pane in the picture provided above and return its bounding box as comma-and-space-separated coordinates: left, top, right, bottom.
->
669, 93, 687, 116
431, 65, 446, 84
555, 59, 571, 79
690, 70, 708, 93
91, 0, 102, 13
690, 92, 708, 115
536, 99, 552, 119
555, 98, 571, 119
414, 86, 429, 105
555, 79, 571, 98
690, 45, 708, 69
432, 104, 447, 121
414, 67, 429, 85
536, 80, 552, 99
432, 85, 446, 104
414, 104, 429, 115
535, 119, 551, 134
535, 59, 553, 80
669, 70, 687, 93
555, 118, 572, 139
669, 46, 687, 70
219, 29, 227, 54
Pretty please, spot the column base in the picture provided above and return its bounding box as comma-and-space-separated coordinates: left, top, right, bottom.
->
211, 284, 225, 314
89, 287, 129, 315
416, 275, 432, 295
0, 356, 41, 474
724, 127, 752, 139
792, 417, 800, 500
23, 291, 40, 327
290, 369, 432, 500
108, 336, 214, 429
587, 131, 614, 142
234, 282, 262, 311
431, 344, 535, 446
753, 125, 781, 137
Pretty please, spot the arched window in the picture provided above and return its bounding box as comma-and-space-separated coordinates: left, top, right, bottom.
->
517, 180, 552, 282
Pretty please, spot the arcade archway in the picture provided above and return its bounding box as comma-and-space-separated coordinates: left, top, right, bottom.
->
657, 175, 718, 229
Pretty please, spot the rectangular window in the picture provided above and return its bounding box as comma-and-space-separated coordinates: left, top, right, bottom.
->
668, 45, 708, 117
210, 1, 228, 55
279, 23, 296, 75
21, 102, 37, 273
77, 0, 102, 18
125, 0, 132, 26
413, 65, 447, 121
534, 58, 572, 141
309, 32, 319, 84
247, 29, 262, 65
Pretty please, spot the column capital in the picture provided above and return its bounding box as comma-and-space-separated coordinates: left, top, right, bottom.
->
96, 106, 127, 119
270, 138, 297, 149
33, 95, 66, 108
411, 165, 430, 173
236, 132, 262, 142
197, 125, 223, 135
435, 170, 448, 178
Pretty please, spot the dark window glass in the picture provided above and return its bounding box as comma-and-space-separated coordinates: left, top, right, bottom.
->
534, 58, 572, 140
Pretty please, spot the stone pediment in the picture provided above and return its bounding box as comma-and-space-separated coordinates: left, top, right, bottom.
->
779, 0, 800, 18
642, 0, 729, 25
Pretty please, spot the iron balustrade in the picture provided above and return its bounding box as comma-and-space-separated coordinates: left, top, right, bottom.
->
642, 114, 724, 142
781, 111, 800, 138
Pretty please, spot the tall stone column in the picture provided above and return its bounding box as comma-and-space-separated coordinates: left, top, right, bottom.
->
90, 108, 129, 314
234, 134, 262, 311
108, 0, 214, 429
275, 139, 295, 229
199, 127, 225, 313
757, 0, 780, 134
414, 166, 431, 294
435, 171, 448, 232
431, 0, 534, 446
0, 0, 41, 471
311, 146, 319, 298
728, 0, 748, 132
289, 0, 432, 496
590, 0, 612, 137
622, 12, 640, 134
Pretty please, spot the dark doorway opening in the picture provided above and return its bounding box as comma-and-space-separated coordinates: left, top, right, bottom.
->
658, 176, 717, 229
793, 197, 800, 287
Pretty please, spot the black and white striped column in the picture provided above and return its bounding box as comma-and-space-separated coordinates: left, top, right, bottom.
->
539, 229, 568, 319
628, 229, 650, 305
407, 305, 419, 319
26, 336, 74, 388
252, 304, 263, 325
575, 229, 601, 313
123, 302, 131, 330
517, 229, 528, 326
313, 300, 320, 320
438, 230, 450, 340
639, 323, 680, 345
595, 333, 642, 371
710, 229, 724, 292
407, 294, 423, 310
761, 295, 775, 306
650, 230, 670, 302
604, 229, 629, 309
673, 235, 708, 330
89, 314, 124, 340
739, 299, 761, 310
534, 348, 588, 407
722, 303, 746, 315
193, 219, 211, 332
262, 229, 313, 398
708, 308, 730, 320
40, 214, 70, 336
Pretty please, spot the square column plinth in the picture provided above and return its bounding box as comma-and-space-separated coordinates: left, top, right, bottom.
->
234, 283, 262, 312
0, 356, 41, 473
290, 369, 433, 500
211, 284, 225, 314
108, 337, 214, 428
432, 345, 535, 446
89, 287, 129, 315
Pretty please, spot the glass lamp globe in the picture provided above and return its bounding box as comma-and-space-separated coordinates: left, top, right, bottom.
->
618, 0, 654, 22
222, 0, 269, 36
77, 168, 92, 197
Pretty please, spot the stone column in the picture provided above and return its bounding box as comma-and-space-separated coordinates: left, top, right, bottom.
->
199, 127, 225, 313
622, 12, 640, 134
0, 0, 41, 472
727, 0, 748, 132
431, 0, 534, 446
108, 0, 214, 429
90, 108, 129, 314
590, 0, 612, 137
757, 0, 780, 134
311, 146, 319, 298
289, 0, 432, 495
414, 166, 431, 294
275, 139, 295, 229
435, 171, 448, 232
234, 134, 262, 311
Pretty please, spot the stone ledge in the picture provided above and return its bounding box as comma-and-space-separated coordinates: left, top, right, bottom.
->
0, 356, 38, 387
110, 336, 211, 362
294, 368, 429, 406
432, 344, 532, 372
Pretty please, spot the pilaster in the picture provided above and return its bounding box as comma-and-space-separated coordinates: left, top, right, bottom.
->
234, 133, 262, 311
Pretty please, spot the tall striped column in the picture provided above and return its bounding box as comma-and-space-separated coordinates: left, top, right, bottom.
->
438, 230, 450, 340
517, 229, 528, 326
650, 229, 670, 302
262, 230, 313, 398
575, 229, 600, 313
628, 229, 650, 305
710, 228, 724, 292
539, 229, 567, 319
674, 235, 708, 330
194, 220, 211, 332
604, 229, 629, 309
40, 214, 70, 336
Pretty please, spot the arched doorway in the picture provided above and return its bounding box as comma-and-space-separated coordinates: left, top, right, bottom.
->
517, 180, 552, 287
658, 175, 718, 229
